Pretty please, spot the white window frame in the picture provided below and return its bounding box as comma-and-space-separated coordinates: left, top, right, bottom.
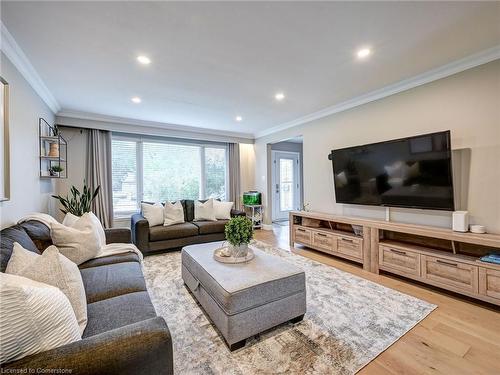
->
112, 134, 228, 218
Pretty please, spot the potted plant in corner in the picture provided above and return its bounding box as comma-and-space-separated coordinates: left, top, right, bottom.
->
52, 182, 100, 216
224, 216, 254, 258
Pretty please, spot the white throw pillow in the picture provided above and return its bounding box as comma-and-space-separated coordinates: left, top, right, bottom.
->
62, 212, 79, 227
194, 199, 217, 221
0, 273, 81, 364
62, 212, 106, 249
51, 213, 101, 265
6, 243, 88, 333
213, 200, 233, 220
164, 201, 185, 226
141, 203, 164, 227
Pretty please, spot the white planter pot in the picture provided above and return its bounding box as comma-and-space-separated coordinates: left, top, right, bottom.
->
231, 243, 249, 258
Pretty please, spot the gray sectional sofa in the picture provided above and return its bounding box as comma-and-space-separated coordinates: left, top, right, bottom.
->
0, 221, 173, 375
131, 199, 245, 254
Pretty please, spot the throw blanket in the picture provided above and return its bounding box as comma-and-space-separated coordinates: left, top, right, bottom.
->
17, 213, 143, 262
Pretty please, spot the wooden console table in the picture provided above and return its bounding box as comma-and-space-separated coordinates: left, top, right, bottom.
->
290, 210, 500, 306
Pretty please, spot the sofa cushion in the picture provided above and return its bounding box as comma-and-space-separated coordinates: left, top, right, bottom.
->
83, 291, 157, 338
183, 200, 195, 222
80, 262, 147, 303
18, 221, 52, 251
149, 222, 198, 242
78, 253, 141, 269
192, 220, 228, 235
0, 225, 40, 272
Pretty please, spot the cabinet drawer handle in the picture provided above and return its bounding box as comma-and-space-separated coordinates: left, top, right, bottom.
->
341, 238, 354, 243
436, 259, 458, 267
389, 249, 407, 256
297, 228, 306, 232
316, 233, 327, 237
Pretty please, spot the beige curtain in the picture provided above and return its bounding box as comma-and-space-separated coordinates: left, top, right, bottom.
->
86, 129, 113, 228
228, 143, 241, 210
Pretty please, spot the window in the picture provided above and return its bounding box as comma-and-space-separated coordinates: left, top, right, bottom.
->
111, 136, 227, 216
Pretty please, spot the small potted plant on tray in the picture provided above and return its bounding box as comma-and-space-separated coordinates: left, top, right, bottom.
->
224, 216, 254, 258
49, 165, 64, 177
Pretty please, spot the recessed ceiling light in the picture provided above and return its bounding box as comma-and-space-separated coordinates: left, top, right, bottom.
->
357, 48, 371, 59
131, 96, 142, 103
137, 55, 151, 65
235, 116, 243, 122
275, 92, 285, 101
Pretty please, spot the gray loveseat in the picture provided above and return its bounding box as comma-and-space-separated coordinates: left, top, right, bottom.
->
0, 220, 173, 375
131, 199, 245, 254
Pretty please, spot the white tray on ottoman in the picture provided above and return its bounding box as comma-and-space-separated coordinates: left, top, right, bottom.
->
181, 241, 306, 351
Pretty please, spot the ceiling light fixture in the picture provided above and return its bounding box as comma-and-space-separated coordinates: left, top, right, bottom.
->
356, 48, 371, 59
131, 96, 142, 103
275, 92, 285, 101
235, 116, 243, 122
137, 55, 151, 65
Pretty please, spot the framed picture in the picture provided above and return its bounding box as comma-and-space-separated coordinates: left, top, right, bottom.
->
0, 76, 10, 202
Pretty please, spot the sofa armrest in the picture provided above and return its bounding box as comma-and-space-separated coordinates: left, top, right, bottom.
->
131, 213, 149, 253
230, 209, 246, 218
3, 317, 173, 375
105, 228, 131, 244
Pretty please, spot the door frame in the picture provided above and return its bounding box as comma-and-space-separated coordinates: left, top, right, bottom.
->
271, 150, 301, 222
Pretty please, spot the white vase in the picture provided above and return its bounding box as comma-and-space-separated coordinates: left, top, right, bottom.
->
231, 243, 249, 258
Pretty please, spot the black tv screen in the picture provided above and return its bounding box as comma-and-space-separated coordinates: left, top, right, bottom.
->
331, 131, 454, 211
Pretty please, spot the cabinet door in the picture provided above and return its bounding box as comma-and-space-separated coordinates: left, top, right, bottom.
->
479, 267, 500, 301
421, 255, 478, 294
337, 236, 363, 260
312, 231, 336, 254
294, 227, 311, 245
379, 245, 420, 276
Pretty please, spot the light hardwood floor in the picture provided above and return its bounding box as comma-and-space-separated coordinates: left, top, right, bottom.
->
254, 223, 500, 375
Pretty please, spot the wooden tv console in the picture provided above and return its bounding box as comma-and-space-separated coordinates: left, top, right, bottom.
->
290, 211, 500, 306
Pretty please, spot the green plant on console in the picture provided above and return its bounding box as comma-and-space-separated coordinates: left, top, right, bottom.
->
52, 181, 100, 216
225, 216, 254, 246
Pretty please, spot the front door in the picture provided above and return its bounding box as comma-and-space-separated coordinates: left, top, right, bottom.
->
272, 151, 300, 221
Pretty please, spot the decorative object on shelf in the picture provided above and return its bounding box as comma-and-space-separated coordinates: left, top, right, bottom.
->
243, 204, 263, 229
301, 203, 310, 211
224, 216, 254, 258
49, 165, 64, 177
470, 225, 486, 234
48, 142, 60, 157
52, 182, 100, 215
0, 76, 10, 201
213, 246, 255, 264
39, 118, 67, 179
479, 252, 500, 265
452, 210, 469, 232
351, 224, 364, 236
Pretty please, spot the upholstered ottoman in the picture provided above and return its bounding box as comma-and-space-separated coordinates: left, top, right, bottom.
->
181, 242, 306, 350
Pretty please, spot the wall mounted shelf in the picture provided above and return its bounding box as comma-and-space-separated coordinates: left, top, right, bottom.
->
39, 118, 67, 179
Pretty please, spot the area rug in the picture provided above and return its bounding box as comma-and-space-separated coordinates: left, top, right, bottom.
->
143, 240, 436, 375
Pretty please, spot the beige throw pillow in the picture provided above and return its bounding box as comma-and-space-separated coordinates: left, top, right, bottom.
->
51, 213, 101, 264
141, 203, 164, 227
6, 243, 88, 333
213, 200, 233, 220
0, 273, 81, 364
194, 199, 217, 221
164, 201, 185, 226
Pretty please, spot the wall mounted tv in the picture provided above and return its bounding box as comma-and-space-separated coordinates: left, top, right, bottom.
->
330, 131, 454, 211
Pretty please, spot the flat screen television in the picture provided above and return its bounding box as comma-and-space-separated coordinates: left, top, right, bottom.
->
330, 131, 454, 211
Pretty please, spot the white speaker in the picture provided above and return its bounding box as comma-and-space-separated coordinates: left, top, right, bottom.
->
452, 211, 469, 232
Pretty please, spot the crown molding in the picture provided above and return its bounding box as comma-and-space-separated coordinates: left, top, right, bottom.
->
56, 109, 254, 143
255, 45, 500, 139
1, 22, 60, 113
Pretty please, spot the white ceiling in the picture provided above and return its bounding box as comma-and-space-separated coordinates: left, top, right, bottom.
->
2, 1, 499, 138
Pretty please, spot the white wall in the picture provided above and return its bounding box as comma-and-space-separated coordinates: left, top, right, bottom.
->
255, 60, 500, 233
0, 53, 55, 228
